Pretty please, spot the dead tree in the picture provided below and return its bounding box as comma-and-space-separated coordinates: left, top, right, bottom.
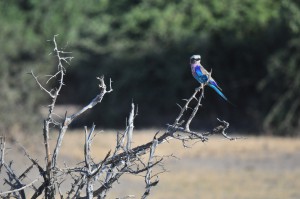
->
0, 35, 240, 199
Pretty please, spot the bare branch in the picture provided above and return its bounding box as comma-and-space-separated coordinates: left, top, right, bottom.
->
173, 88, 200, 127
69, 76, 113, 122
20, 145, 46, 180
0, 178, 40, 196
52, 76, 112, 168
84, 125, 96, 199
31, 182, 46, 199
3, 163, 26, 199
84, 125, 96, 168
0, 136, 5, 171
45, 70, 61, 84
126, 103, 135, 151
17, 163, 35, 181
30, 70, 55, 98
185, 88, 204, 131
142, 137, 159, 199
215, 118, 245, 140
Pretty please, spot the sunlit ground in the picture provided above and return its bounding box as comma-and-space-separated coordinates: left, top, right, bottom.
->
2, 130, 300, 199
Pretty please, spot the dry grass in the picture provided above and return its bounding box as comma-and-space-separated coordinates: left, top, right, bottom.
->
4, 129, 300, 199
56, 129, 300, 162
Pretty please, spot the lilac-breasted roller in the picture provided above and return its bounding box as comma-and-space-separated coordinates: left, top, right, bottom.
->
190, 55, 228, 102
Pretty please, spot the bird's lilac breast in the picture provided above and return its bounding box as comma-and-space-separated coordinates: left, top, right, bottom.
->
190, 64, 198, 78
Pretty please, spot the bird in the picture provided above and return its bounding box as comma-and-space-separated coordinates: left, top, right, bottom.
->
190, 54, 229, 102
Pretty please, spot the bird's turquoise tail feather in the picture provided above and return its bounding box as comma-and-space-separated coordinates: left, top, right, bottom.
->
208, 83, 236, 106
208, 83, 228, 101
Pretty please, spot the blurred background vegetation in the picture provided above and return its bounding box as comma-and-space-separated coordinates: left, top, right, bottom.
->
0, 0, 299, 136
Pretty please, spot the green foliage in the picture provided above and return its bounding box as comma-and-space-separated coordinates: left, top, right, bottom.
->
259, 0, 300, 135
0, 0, 80, 134
0, 0, 299, 135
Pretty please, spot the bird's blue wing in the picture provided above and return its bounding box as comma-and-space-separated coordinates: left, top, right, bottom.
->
194, 66, 203, 76
195, 66, 208, 83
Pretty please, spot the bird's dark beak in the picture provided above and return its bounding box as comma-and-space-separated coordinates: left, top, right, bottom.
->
190, 58, 200, 64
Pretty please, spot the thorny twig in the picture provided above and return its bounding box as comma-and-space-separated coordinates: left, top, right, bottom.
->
126, 103, 135, 152
185, 87, 205, 131
0, 136, 5, 172
142, 137, 159, 199
0, 178, 40, 196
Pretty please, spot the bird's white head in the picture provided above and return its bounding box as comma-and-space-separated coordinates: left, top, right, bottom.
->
190, 55, 201, 64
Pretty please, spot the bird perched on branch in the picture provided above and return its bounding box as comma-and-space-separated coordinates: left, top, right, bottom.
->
190, 55, 229, 102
